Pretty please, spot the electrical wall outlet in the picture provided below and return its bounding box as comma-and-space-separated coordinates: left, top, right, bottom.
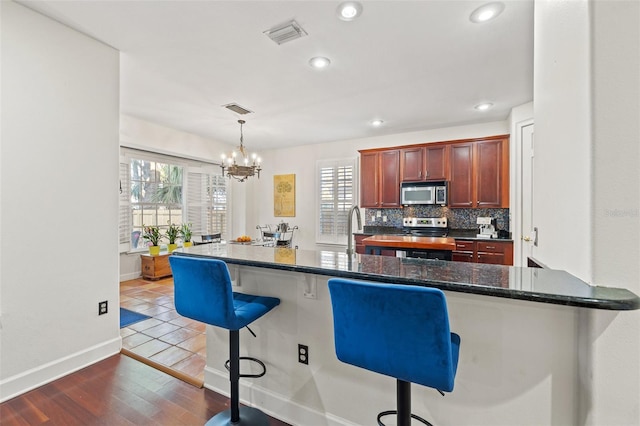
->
382, 215, 388, 222
376, 211, 382, 217
371, 215, 376, 222
298, 344, 309, 365
98, 301, 108, 315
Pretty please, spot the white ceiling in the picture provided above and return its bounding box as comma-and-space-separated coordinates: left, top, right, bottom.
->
21, 0, 533, 151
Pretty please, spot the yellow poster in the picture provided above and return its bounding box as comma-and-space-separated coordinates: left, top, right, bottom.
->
274, 174, 295, 217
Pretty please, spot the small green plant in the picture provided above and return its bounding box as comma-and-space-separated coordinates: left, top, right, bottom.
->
180, 223, 193, 243
166, 222, 180, 244
142, 225, 162, 247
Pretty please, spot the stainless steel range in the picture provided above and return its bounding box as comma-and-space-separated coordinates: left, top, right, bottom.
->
401, 217, 452, 260
402, 217, 449, 237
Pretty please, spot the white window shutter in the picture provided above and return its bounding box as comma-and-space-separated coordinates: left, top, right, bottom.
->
316, 159, 356, 245
186, 169, 207, 236
118, 159, 132, 252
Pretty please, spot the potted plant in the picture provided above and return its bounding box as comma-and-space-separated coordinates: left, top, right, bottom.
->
166, 222, 180, 253
180, 223, 193, 247
142, 225, 162, 256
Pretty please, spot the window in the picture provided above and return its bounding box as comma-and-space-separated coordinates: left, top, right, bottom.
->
119, 149, 228, 252
316, 158, 356, 245
186, 169, 228, 239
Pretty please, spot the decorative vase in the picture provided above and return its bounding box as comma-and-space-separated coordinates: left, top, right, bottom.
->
149, 245, 161, 256
168, 243, 178, 253
183, 241, 193, 248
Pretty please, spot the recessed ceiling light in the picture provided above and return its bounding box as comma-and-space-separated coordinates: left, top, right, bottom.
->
469, 2, 505, 23
309, 56, 331, 69
474, 103, 494, 111
337, 1, 363, 21
371, 119, 384, 127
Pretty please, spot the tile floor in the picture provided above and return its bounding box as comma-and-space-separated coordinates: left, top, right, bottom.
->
120, 277, 207, 383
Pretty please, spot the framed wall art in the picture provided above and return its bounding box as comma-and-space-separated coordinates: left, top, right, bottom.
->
274, 174, 295, 217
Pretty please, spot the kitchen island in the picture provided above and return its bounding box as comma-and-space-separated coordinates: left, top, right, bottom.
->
172, 244, 639, 425
174, 244, 638, 310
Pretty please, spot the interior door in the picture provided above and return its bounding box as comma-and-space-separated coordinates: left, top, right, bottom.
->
520, 123, 535, 265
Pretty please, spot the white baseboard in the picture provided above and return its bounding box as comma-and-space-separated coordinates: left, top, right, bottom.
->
120, 271, 141, 281
0, 337, 122, 403
204, 366, 359, 426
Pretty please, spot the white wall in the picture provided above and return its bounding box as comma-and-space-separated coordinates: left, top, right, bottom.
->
245, 121, 509, 250
534, 1, 640, 424
533, 0, 592, 278
0, 1, 121, 401
584, 1, 640, 424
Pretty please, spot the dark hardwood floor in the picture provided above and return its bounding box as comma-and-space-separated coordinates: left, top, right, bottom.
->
0, 354, 290, 426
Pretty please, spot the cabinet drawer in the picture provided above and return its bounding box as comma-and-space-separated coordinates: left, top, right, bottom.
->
455, 240, 475, 251
477, 241, 506, 253
452, 252, 474, 263
477, 253, 506, 264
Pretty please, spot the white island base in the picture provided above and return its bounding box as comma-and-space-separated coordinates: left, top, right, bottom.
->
201, 265, 588, 426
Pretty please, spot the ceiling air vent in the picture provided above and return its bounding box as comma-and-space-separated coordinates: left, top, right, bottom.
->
223, 103, 253, 115
264, 20, 308, 45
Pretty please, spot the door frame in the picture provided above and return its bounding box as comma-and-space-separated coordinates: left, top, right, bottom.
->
512, 117, 534, 267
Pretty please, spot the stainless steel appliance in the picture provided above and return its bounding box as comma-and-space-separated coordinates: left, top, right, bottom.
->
400, 182, 447, 206
402, 217, 452, 260
477, 217, 498, 239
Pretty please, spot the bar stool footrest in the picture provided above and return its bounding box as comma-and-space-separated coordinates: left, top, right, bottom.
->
377, 410, 433, 426
225, 356, 267, 378
205, 406, 269, 426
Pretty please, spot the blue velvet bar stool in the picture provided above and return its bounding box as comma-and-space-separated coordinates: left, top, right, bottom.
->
169, 255, 280, 426
328, 278, 461, 426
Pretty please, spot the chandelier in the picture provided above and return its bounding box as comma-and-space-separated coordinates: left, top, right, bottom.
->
220, 119, 262, 182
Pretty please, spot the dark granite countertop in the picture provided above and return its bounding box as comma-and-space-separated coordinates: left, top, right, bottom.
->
356, 226, 513, 241
174, 244, 639, 311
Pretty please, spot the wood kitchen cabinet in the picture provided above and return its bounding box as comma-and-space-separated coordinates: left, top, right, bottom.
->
452, 240, 513, 265
359, 149, 401, 208
400, 145, 447, 182
449, 136, 509, 208
141, 253, 173, 280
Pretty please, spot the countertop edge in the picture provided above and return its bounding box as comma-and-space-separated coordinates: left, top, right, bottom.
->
173, 252, 640, 311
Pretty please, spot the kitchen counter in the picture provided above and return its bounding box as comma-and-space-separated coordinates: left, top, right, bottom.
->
173, 244, 639, 311
356, 226, 514, 241
362, 235, 456, 252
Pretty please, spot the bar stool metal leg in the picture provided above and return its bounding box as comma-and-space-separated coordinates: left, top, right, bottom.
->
376, 381, 433, 426
205, 330, 269, 426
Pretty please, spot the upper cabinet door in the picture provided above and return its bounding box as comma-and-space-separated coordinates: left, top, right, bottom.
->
400, 145, 447, 182
475, 140, 502, 208
380, 150, 400, 207
424, 145, 447, 181
360, 152, 379, 207
449, 143, 474, 207
400, 147, 424, 181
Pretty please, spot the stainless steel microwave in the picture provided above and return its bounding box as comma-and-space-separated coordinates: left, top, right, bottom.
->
401, 182, 447, 206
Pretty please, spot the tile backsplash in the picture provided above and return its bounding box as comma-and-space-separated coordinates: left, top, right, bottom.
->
364, 206, 510, 231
